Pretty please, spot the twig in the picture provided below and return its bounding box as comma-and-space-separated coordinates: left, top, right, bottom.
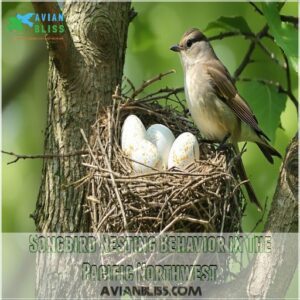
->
137, 87, 184, 102
128, 7, 138, 22
258, 32, 298, 111
96, 206, 116, 231
239, 77, 284, 89
256, 40, 284, 68
238, 78, 298, 110
96, 134, 128, 230
282, 52, 292, 93
123, 76, 136, 95
80, 128, 128, 229
280, 15, 298, 25
161, 215, 210, 233
251, 196, 269, 232
249, 2, 263, 16
131, 69, 176, 98
234, 41, 256, 81
2, 150, 87, 165
84, 161, 228, 180
281, 49, 298, 111
87, 196, 100, 204
233, 25, 269, 81
208, 31, 244, 42
249, 1, 298, 25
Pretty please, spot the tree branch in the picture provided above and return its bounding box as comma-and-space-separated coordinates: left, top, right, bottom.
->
256, 40, 284, 68
2, 150, 87, 165
208, 31, 246, 41
281, 49, 298, 112
238, 77, 298, 109
233, 25, 269, 81
233, 40, 256, 81
280, 15, 298, 25
230, 6, 298, 111
208, 29, 284, 69
249, 1, 264, 16
128, 7, 138, 22
249, 1, 298, 26
32, 2, 76, 77
131, 69, 176, 98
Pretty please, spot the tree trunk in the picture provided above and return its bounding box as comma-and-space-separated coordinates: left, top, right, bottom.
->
32, 1, 131, 232
265, 133, 298, 232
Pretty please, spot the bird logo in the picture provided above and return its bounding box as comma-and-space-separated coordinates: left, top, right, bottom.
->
16, 13, 34, 28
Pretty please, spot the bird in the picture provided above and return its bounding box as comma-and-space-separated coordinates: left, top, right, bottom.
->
170, 28, 281, 210
16, 13, 34, 28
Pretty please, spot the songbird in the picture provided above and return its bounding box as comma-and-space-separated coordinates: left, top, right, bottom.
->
16, 13, 34, 28
170, 28, 281, 210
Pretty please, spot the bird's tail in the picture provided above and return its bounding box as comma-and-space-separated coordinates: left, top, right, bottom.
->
233, 144, 262, 211
256, 140, 282, 164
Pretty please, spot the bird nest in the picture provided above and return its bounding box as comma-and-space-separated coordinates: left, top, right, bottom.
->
81, 72, 245, 233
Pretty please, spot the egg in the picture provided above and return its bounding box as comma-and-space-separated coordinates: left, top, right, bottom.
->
147, 124, 175, 169
121, 115, 147, 154
130, 139, 161, 174
168, 132, 200, 170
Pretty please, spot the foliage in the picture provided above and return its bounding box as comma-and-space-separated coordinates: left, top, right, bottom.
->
205, 16, 252, 34
261, 2, 298, 72
238, 81, 287, 142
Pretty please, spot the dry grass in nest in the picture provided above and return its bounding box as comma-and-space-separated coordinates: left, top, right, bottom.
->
80, 71, 245, 233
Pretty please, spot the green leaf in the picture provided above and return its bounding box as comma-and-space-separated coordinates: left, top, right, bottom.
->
238, 81, 287, 142
261, 2, 298, 72
205, 16, 252, 34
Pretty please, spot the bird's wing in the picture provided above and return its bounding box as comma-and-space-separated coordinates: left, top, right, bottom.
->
205, 60, 269, 140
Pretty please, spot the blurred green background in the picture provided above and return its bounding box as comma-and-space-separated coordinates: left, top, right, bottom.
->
2, 1, 298, 233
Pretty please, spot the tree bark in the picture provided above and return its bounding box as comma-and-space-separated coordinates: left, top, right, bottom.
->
247, 133, 298, 298
265, 133, 298, 233
32, 1, 131, 232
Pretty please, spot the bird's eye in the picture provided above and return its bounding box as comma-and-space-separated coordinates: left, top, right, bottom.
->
186, 39, 193, 48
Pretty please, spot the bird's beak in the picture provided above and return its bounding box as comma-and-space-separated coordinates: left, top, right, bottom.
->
170, 45, 182, 52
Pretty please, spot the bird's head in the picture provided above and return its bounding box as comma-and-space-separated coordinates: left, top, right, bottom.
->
170, 28, 211, 67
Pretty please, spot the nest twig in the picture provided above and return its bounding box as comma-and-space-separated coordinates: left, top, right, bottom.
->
80, 72, 245, 233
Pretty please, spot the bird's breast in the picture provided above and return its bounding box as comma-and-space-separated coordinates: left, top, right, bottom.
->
184, 67, 239, 141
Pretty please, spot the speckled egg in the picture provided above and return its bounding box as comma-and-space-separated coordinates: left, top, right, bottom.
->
168, 132, 200, 170
130, 139, 161, 174
121, 115, 147, 154
147, 124, 175, 169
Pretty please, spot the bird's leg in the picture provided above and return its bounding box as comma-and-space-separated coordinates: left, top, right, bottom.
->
217, 133, 231, 151
183, 108, 190, 116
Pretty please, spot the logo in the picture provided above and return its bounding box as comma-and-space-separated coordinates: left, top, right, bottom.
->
7, 12, 65, 38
